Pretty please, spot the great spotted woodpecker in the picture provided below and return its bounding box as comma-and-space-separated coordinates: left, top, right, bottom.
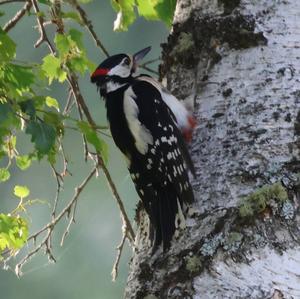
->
91, 47, 195, 251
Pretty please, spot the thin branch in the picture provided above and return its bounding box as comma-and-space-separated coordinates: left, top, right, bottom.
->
50, 164, 63, 219
3, 1, 32, 32
140, 65, 159, 76
14, 167, 96, 276
28, 167, 97, 243
97, 155, 135, 243
63, 89, 75, 116
140, 58, 160, 67
70, 0, 109, 57
60, 142, 70, 177
60, 198, 77, 246
15, 230, 51, 277
111, 228, 126, 281
30, 0, 55, 53
75, 99, 90, 161
0, 0, 25, 4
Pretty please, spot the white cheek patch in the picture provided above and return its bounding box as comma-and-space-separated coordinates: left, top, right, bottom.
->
108, 57, 132, 78
123, 87, 153, 155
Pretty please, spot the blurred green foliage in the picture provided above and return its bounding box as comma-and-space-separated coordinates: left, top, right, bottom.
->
112, 0, 176, 30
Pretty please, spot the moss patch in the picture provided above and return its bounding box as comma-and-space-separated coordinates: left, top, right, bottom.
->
185, 255, 202, 273
239, 182, 288, 217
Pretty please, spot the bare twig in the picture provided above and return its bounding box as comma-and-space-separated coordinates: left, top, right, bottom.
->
140, 65, 159, 76
15, 167, 97, 276
30, 0, 55, 53
60, 198, 77, 246
28, 167, 96, 243
97, 155, 135, 243
3, 1, 31, 32
50, 164, 63, 219
70, 0, 109, 57
140, 58, 160, 67
75, 99, 90, 161
63, 89, 75, 116
111, 227, 127, 281
0, 0, 25, 4
60, 142, 70, 177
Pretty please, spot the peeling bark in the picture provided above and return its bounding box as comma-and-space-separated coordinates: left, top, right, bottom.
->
125, 0, 300, 298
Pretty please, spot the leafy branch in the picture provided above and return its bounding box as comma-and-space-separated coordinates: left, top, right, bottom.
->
0, 0, 175, 281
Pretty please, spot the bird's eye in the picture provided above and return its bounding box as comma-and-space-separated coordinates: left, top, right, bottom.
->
123, 58, 130, 66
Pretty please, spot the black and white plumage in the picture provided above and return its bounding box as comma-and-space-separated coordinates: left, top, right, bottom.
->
91, 47, 195, 251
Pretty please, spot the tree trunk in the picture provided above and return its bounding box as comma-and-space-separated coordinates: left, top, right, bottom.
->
125, 0, 300, 298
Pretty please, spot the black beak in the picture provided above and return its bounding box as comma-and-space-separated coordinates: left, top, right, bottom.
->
133, 46, 151, 64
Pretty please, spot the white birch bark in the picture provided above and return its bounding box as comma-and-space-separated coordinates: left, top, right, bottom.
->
125, 0, 300, 298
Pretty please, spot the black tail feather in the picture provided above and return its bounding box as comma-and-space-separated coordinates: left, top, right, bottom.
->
148, 185, 179, 252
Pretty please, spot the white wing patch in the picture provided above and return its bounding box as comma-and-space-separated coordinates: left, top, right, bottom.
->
160, 90, 189, 130
123, 86, 153, 155
136, 75, 190, 130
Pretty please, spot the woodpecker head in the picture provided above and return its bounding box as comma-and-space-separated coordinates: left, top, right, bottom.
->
91, 46, 151, 96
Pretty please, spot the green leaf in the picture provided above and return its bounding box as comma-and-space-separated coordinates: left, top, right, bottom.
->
43, 111, 64, 135
111, 0, 136, 31
0, 214, 28, 252
42, 54, 67, 84
38, 0, 51, 5
0, 168, 10, 182
4, 63, 35, 96
61, 11, 82, 24
16, 155, 31, 170
68, 56, 95, 74
0, 104, 20, 144
69, 29, 84, 50
136, 0, 158, 20
0, 103, 12, 125
19, 99, 36, 118
77, 121, 108, 163
78, 0, 93, 3
153, 0, 176, 27
14, 185, 30, 198
47, 145, 57, 165
45, 96, 60, 111
25, 120, 56, 155
54, 34, 71, 57
0, 28, 16, 62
